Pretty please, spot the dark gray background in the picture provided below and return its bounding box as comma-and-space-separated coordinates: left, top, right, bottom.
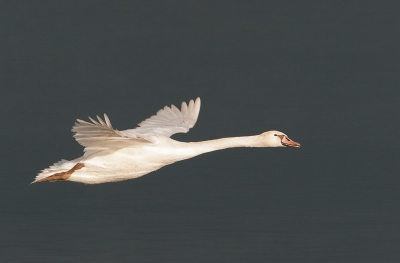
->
1, 1, 399, 262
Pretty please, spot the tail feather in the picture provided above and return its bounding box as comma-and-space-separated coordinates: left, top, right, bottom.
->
32, 159, 75, 184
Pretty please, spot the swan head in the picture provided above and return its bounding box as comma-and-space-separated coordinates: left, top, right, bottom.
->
259, 130, 301, 148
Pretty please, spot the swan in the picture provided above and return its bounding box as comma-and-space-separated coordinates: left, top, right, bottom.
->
32, 98, 300, 184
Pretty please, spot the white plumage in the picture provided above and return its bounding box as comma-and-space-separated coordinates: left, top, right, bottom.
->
33, 98, 300, 184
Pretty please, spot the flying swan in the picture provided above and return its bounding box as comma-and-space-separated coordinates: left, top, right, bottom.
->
32, 98, 300, 184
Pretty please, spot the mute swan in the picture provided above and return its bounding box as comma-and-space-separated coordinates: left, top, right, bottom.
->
33, 98, 300, 184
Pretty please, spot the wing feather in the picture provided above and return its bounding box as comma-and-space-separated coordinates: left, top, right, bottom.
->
181, 102, 188, 115
134, 97, 201, 137
72, 114, 152, 156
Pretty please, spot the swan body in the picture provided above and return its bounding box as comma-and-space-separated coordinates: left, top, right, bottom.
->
33, 98, 300, 184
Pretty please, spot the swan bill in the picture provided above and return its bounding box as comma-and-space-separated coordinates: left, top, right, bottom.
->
279, 135, 301, 148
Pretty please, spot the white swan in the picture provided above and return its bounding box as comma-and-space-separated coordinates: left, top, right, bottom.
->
33, 98, 300, 184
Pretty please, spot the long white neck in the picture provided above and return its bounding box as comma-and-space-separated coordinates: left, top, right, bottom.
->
177, 135, 262, 158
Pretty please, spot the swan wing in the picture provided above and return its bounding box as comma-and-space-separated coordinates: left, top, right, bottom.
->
72, 98, 200, 156
72, 114, 152, 156
123, 97, 201, 137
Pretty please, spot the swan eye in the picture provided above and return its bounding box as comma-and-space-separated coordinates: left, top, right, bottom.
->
274, 134, 277, 136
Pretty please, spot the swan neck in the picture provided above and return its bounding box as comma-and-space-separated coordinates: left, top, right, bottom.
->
189, 135, 260, 153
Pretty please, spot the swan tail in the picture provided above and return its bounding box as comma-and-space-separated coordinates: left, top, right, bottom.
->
32, 160, 84, 184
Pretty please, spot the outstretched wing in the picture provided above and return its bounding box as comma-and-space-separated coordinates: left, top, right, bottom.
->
72, 98, 201, 156
72, 114, 152, 156
122, 97, 201, 137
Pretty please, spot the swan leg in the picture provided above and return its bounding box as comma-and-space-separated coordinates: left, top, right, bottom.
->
35, 163, 85, 183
